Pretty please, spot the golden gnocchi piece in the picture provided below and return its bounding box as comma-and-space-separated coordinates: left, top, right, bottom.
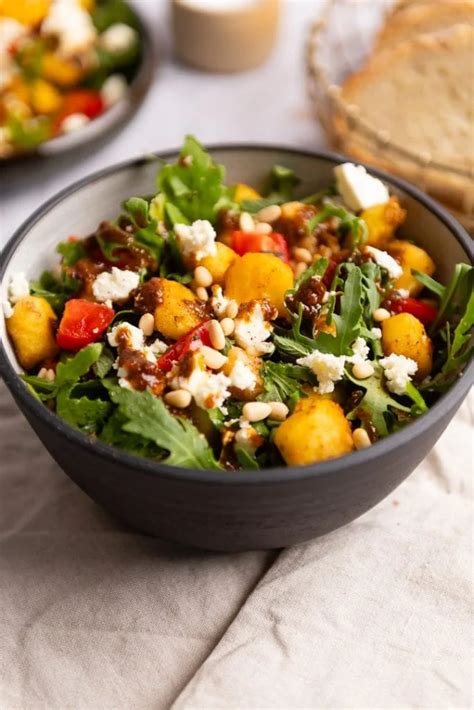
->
6, 296, 58, 370
233, 183, 261, 204
360, 197, 406, 247
224, 252, 293, 316
153, 279, 205, 340
388, 239, 435, 296
275, 397, 354, 465
382, 312, 433, 379
198, 242, 238, 286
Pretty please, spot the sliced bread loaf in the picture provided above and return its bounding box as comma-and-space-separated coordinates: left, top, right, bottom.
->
377, 0, 474, 49
340, 24, 474, 171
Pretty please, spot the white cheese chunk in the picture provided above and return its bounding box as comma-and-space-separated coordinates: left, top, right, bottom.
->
349, 337, 369, 364
100, 74, 127, 108
108, 322, 144, 351
2, 300, 14, 318
0, 19, 27, 91
61, 112, 90, 134
234, 302, 273, 356
365, 246, 403, 280
380, 353, 418, 395
99, 23, 137, 54
370, 327, 382, 339
228, 359, 257, 391
334, 162, 389, 211
41, 0, 97, 55
172, 353, 230, 411
92, 267, 139, 303
235, 421, 262, 454
148, 338, 168, 355
210, 285, 229, 318
175, 220, 217, 262
297, 351, 346, 395
8, 272, 29, 304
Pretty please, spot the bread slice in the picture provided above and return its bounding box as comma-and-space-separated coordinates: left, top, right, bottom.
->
377, 1, 474, 49
390, 0, 465, 15
339, 25, 474, 173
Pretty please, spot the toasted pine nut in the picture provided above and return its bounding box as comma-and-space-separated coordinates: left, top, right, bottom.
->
208, 319, 226, 350
352, 362, 374, 380
138, 312, 155, 336
226, 300, 239, 319
38, 367, 48, 379
165, 389, 192, 409
294, 262, 308, 279
242, 401, 272, 422
268, 401, 289, 420
194, 265, 213, 288
196, 286, 208, 302
293, 247, 312, 264
220, 317, 235, 336
254, 221, 272, 234
201, 345, 227, 369
353, 428, 372, 450
239, 211, 255, 233
45, 368, 56, 382
256, 204, 281, 223
373, 307, 391, 322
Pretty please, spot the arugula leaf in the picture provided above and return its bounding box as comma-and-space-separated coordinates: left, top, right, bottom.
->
156, 135, 228, 224
57, 240, 87, 266
122, 197, 164, 264
235, 446, 260, 470
360, 261, 382, 318
412, 270, 445, 299
56, 389, 111, 432
30, 270, 81, 314
21, 375, 56, 401
240, 164, 300, 213
331, 265, 363, 355
347, 369, 411, 437
93, 347, 115, 378
100, 410, 164, 457
259, 362, 314, 402
430, 263, 472, 332
293, 257, 328, 293
307, 202, 368, 250
105, 383, 222, 469
55, 344, 104, 389
7, 114, 51, 150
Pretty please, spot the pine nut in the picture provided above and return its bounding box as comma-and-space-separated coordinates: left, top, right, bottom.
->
165, 389, 192, 408
194, 265, 213, 288
293, 247, 312, 264
352, 362, 374, 380
294, 262, 308, 279
208, 319, 226, 350
196, 286, 208, 301
239, 211, 255, 233
45, 368, 56, 382
268, 401, 289, 420
256, 204, 281, 223
254, 222, 272, 234
353, 428, 372, 450
242, 401, 272, 422
38, 367, 48, 379
226, 300, 239, 319
201, 345, 227, 370
138, 312, 155, 336
373, 307, 390, 322
220, 317, 235, 336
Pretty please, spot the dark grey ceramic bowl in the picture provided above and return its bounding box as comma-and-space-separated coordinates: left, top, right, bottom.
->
1, 147, 473, 551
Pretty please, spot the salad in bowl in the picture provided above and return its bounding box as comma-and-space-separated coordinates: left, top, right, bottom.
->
3, 136, 473, 471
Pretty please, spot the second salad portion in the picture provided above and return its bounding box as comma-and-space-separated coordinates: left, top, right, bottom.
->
4, 137, 473, 470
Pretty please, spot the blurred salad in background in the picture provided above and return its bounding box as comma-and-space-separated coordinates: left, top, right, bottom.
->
0, 0, 143, 157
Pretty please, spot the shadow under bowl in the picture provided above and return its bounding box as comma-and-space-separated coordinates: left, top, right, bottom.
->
0, 146, 473, 551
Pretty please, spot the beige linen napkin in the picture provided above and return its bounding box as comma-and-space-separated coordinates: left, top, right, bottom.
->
0, 381, 472, 709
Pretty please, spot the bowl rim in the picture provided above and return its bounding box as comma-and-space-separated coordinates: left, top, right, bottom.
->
1, 144, 473, 486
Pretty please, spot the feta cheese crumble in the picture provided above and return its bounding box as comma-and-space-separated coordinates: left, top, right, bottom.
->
371, 327, 382, 339
8, 272, 29, 304
101, 74, 127, 108
379, 353, 418, 395
108, 322, 144, 351
175, 220, 217, 262
172, 353, 231, 411
234, 302, 273, 356
210, 285, 229, 317
148, 338, 168, 355
349, 337, 369, 364
92, 267, 140, 303
99, 23, 137, 54
41, 0, 97, 56
228, 359, 257, 391
334, 163, 389, 211
235, 421, 262, 454
61, 112, 90, 134
297, 351, 346, 395
2, 300, 13, 318
365, 246, 403, 280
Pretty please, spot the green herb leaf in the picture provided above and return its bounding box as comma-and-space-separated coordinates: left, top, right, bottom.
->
307, 202, 368, 250
30, 270, 81, 314
412, 270, 446, 298
57, 240, 87, 266
293, 257, 328, 292
55, 344, 104, 389
93, 347, 115, 378
105, 383, 222, 469
259, 361, 314, 402
100, 410, 164, 458
56, 389, 111, 432
235, 446, 260, 470
347, 369, 411, 437
240, 164, 300, 213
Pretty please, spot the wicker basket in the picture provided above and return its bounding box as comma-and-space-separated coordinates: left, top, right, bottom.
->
306, 0, 474, 232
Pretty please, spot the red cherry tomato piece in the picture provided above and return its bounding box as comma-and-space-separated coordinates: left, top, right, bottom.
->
231, 230, 289, 263
56, 299, 115, 351
157, 321, 212, 373
56, 90, 104, 127
384, 296, 438, 326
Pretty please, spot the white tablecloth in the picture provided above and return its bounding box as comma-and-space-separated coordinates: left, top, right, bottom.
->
1, 2, 472, 708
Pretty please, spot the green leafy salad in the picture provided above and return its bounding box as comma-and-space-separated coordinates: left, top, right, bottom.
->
4, 136, 473, 470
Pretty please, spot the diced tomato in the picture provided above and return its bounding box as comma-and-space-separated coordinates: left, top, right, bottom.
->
56, 299, 115, 351
384, 296, 438, 326
231, 230, 289, 263
157, 321, 212, 373
56, 89, 104, 127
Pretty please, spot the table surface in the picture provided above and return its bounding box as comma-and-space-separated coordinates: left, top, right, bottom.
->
0, 2, 472, 709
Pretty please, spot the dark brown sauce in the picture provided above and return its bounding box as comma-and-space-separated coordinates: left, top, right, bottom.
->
134, 277, 164, 314
117, 349, 165, 395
